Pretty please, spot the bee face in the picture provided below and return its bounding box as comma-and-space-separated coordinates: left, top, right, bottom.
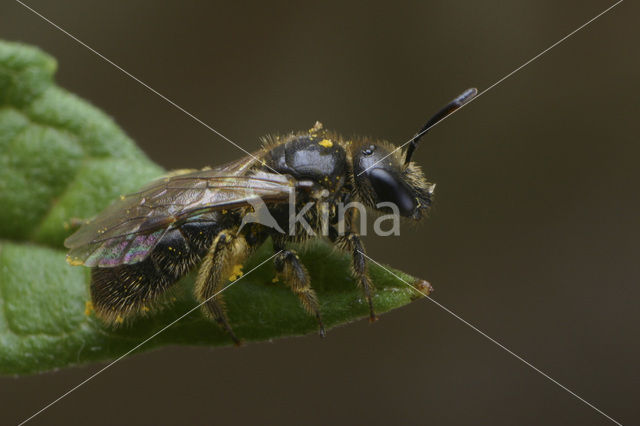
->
349, 88, 478, 220
352, 142, 434, 220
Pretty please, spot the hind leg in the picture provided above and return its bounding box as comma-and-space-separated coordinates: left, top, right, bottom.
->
195, 229, 250, 345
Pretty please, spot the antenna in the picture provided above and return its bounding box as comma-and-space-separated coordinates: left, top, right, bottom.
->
404, 88, 478, 164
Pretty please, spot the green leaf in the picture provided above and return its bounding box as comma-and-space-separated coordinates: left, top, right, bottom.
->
0, 40, 429, 375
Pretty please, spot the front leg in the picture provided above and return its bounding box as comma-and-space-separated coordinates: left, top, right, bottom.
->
332, 230, 377, 322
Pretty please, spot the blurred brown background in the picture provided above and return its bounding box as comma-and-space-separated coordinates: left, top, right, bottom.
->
1, 1, 638, 425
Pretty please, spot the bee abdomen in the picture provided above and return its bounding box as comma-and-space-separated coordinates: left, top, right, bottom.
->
91, 257, 168, 322
90, 222, 221, 323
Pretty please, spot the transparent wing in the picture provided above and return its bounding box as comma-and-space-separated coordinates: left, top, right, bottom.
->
65, 164, 299, 267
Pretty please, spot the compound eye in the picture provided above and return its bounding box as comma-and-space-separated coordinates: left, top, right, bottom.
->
367, 168, 416, 216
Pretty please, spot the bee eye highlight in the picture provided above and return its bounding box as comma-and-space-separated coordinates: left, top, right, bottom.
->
362, 145, 376, 156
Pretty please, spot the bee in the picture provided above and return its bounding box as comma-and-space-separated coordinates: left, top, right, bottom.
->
65, 88, 477, 343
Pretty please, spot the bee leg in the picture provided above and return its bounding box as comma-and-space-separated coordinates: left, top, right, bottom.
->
333, 231, 377, 322
273, 247, 325, 337
195, 229, 249, 345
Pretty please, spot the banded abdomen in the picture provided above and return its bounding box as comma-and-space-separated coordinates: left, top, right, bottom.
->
90, 219, 223, 322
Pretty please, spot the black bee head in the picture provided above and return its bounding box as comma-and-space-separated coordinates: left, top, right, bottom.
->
352, 142, 434, 220
352, 88, 477, 220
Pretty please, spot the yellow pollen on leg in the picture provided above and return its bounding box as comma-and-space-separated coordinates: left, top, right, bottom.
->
271, 276, 279, 283
115, 315, 124, 324
228, 264, 244, 281
84, 301, 94, 316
